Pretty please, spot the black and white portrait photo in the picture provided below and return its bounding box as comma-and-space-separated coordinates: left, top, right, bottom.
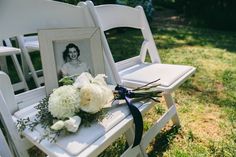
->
61, 43, 90, 78
39, 27, 106, 94
52, 40, 93, 80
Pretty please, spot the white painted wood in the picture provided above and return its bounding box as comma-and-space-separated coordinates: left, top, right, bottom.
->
0, 0, 96, 156
17, 35, 43, 87
95, 5, 143, 30
121, 145, 142, 157
163, 93, 180, 126
0, 0, 94, 40
141, 105, 177, 148
0, 69, 157, 156
84, 1, 122, 84
0, 71, 20, 114
0, 56, 8, 73
78, 101, 154, 157
0, 0, 195, 156
11, 54, 29, 91
86, 1, 196, 91
0, 128, 13, 157
85, 2, 196, 156
124, 125, 135, 146
15, 86, 46, 109
0, 92, 29, 157
140, 40, 149, 63
38, 27, 105, 95
0, 46, 29, 92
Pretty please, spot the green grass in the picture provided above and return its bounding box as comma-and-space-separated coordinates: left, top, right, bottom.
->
100, 23, 236, 156
6, 12, 236, 157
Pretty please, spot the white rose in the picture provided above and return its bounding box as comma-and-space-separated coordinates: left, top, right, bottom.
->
79, 83, 114, 113
92, 74, 107, 86
100, 85, 114, 108
79, 84, 103, 113
48, 85, 80, 119
73, 72, 93, 88
50, 120, 65, 131
64, 116, 81, 133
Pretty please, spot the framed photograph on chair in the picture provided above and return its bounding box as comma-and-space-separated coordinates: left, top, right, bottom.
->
38, 27, 105, 94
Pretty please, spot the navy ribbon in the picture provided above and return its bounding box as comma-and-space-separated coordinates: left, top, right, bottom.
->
115, 85, 143, 148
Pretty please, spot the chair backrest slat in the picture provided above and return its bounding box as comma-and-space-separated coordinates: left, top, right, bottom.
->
0, 0, 96, 113
0, 72, 18, 114
0, 127, 13, 157
86, 1, 161, 84
95, 5, 143, 31
0, 0, 94, 40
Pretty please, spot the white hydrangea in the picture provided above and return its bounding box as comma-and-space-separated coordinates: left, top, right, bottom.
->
48, 85, 80, 119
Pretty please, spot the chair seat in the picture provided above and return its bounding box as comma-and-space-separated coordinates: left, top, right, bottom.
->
13, 101, 144, 156
120, 63, 194, 88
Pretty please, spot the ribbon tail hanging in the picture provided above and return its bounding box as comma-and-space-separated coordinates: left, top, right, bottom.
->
125, 96, 143, 148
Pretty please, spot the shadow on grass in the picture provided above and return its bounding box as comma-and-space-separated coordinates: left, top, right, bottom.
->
106, 25, 236, 65
151, 26, 236, 52
105, 28, 144, 62
148, 125, 181, 157
180, 77, 236, 109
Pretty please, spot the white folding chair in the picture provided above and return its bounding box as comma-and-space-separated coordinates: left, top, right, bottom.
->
0, 0, 96, 156
0, 71, 33, 157
16, 35, 43, 87
0, 46, 29, 92
1, 0, 194, 156
0, 127, 13, 157
86, 0, 196, 153
0, 0, 150, 156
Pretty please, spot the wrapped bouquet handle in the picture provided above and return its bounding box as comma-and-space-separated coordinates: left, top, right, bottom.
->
114, 81, 161, 148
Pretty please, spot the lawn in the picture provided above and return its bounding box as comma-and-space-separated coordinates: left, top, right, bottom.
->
5, 9, 236, 157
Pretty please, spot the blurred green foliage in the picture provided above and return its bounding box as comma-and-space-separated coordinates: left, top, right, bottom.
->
54, 0, 154, 20
154, 0, 236, 30
176, 0, 236, 30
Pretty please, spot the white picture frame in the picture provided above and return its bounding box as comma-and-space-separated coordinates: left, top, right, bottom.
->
38, 27, 105, 94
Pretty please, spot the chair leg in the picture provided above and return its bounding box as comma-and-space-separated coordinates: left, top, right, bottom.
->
0, 93, 30, 157
21, 52, 30, 80
0, 56, 8, 73
125, 125, 135, 146
0, 128, 13, 157
22, 50, 41, 87
11, 54, 29, 91
124, 125, 148, 157
163, 93, 180, 126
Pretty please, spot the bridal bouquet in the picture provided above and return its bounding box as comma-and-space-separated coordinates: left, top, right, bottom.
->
17, 72, 114, 142
17, 72, 161, 143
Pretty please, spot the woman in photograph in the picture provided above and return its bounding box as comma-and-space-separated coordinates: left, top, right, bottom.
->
61, 43, 90, 78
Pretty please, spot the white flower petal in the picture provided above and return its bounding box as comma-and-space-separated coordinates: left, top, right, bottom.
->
73, 72, 94, 88
100, 85, 114, 108
79, 83, 114, 113
50, 120, 65, 131
93, 74, 107, 86
79, 84, 103, 113
48, 85, 80, 119
64, 116, 81, 133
